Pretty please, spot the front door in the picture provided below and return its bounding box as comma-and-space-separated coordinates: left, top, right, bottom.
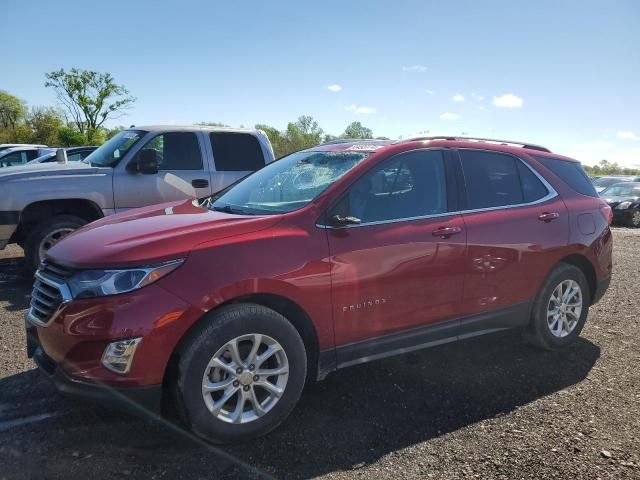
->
324, 149, 467, 348
113, 131, 212, 211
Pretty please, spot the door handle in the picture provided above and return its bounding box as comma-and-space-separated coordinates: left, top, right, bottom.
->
432, 226, 462, 238
192, 179, 209, 188
538, 212, 560, 222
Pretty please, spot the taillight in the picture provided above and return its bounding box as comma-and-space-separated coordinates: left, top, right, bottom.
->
600, 204, 613, 225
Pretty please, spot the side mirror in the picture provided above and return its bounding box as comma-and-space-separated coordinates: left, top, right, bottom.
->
137, 149, 159, 174
55, 149, 68, 164
329, 214, 361, 228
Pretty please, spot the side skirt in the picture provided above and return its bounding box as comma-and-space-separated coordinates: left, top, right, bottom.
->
317, 301, 531, 380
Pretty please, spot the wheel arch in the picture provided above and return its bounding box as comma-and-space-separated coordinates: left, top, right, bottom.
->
162, 293, 321, 409
557, 254, 597, 304
13, 199, 103, 244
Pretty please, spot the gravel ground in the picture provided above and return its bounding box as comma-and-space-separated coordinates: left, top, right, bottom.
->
0, 229, 639, 480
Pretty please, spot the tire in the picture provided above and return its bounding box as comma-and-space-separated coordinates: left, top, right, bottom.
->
173, 303, 307, 444
524, 263, 590, 350
23, 215, 87, 274
627, 208, 640, 228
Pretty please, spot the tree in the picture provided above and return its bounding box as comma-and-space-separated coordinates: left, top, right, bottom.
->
0, 90, 27, 130
343, 121, 373, 139
256, 116, 324, 158
27, 107, 64, 145
57, 126, 88, 147
45, 68, 135, 142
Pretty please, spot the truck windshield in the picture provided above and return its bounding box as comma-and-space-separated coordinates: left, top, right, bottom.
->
210, 150, 370, 215
83, 130, 147, 167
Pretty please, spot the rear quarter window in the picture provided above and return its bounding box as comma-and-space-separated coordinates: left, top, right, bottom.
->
210, 132, 265, 172
531, 155, 598, 198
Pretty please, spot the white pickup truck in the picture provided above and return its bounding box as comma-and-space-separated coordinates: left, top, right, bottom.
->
0, 125, 275, 271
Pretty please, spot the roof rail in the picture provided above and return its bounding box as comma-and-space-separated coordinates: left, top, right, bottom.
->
400, 135, 551, 153
320, 138, 390, 146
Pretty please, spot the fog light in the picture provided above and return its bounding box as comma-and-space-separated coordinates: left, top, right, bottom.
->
101, 338, 142, 374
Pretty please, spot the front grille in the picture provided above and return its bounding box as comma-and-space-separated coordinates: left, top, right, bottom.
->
28, 261, 74, 326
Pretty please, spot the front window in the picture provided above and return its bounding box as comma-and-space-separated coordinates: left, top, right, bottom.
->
601, 184, 640, 197
83, 129, 146, 167
211, 150, 370, 215
592, 177, 633, 189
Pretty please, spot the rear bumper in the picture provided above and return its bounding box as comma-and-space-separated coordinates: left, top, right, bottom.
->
29, 330, 162, 415
592, 275, 611, 305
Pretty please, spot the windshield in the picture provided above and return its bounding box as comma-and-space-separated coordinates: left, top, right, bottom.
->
601, 184, 640, 197
593, 177, 633, 188
211, 150, 370, 215
83, 130, 146, 167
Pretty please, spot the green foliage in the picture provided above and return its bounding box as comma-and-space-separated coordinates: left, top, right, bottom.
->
57, 126, 88, 146
45, 68, 136, 142
27, 107, 64, 145
583, 160, 640, 176
0, 90, 27, 131
342, 121, 373, 139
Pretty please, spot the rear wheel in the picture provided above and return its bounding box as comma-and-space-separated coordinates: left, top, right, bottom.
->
23, 215, 86, 273
525, 263, 590, 350
627, 209, 640, 228
173, 304, 307, 444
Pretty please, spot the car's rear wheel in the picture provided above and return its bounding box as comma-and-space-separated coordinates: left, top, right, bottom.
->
23, 215, 87, 274
627, 209, 640, 228
173, 304, 307, 444
525, 263, 590, 350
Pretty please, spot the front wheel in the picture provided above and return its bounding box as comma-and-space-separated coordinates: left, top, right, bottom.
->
627, 209, 640, 228
23, 215, 87, 273
173, 304, 307, 444
525, 263, 590, 350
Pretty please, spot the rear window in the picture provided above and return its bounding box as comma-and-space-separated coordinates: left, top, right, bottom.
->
532, 155, 598, 198
210, 132, 265, 172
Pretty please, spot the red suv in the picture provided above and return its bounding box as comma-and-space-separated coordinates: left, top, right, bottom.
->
26, 136, 613, 444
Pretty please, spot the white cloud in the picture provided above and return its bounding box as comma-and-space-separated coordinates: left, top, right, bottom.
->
345, 104, 377, 114
425, 89, 435, 95
440, 112, 460, 121
327, 84, 342, 92
492, 93, 523, 108
617, 130, 640, 141
402, 65, 427, 72
453, 94, 464, 102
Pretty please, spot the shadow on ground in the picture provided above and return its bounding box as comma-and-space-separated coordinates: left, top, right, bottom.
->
0, 331, 599, 479
0, 254, 32, 312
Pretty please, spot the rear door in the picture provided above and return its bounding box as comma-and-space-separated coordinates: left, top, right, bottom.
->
113, 131, 213, 210
207, 132, 266, 193
456, 149, 569, 322
324, 149, 467, 347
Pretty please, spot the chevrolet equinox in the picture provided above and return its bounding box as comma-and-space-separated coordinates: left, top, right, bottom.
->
26, 136, 613, 444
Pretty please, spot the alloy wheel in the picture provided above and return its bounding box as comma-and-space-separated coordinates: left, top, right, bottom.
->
547, 279, 583, 338
38, 227, 75, 262
201, 334, 289, 424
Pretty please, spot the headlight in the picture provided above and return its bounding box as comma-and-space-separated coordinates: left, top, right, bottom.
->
68, 259, 184, 299
615, 201, 632, 210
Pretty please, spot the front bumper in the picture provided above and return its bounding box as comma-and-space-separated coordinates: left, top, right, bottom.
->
28, 328, 162, 414
0, 212, 19, 249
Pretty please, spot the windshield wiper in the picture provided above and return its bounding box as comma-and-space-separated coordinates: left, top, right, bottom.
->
212, 204, 251, 215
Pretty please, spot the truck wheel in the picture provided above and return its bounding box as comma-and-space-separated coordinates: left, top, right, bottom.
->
23, 215, 87, 273
173, 303, 307, 444
524, 263, 590, 350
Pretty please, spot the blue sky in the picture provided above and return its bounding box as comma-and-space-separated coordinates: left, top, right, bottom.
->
2, 0, 639, 166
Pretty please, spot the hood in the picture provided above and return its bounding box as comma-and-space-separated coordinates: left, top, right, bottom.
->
601, 195, 639, 207
47, 200, 282, 269
0, 161, 101, 181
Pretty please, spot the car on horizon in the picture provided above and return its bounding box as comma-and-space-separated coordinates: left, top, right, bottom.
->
26, 136, 613, 444
592, 175, 640, 193
0, 143, 48, 153
0, 146, 55, 168
27, 146, 98, 165
599, 181, 640, 227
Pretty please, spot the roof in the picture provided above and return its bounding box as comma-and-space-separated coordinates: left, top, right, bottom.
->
130, 125, 261, 134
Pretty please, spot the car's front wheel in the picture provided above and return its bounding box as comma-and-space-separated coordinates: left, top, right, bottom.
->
173, 304, 307, 444
627, 209, 640, 228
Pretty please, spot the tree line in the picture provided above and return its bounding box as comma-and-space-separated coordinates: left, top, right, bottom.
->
2, 68, 636, 171
0, 68, 385, 158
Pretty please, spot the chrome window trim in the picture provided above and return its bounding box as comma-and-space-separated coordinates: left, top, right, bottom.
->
316, 148, 558, 229
26, 271, 72, 327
